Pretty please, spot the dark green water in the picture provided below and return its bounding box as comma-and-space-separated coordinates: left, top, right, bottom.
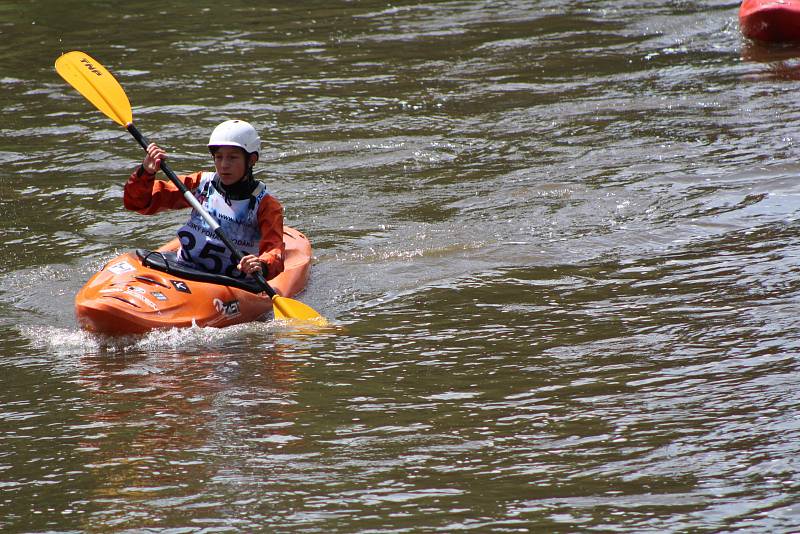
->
2, 0, 800, 531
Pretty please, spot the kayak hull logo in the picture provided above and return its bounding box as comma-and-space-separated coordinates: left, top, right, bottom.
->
213, 298, 240, 317
171, 280, 191, 293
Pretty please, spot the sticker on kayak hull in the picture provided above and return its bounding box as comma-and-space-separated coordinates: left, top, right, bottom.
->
108, 261, 135, 275
151, 291, 168, 301
171, 280, 191, 293
124, 289, 159, 311
213, 298, 240, 317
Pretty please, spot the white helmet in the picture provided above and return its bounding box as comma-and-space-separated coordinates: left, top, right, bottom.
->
208, 119, 261, 156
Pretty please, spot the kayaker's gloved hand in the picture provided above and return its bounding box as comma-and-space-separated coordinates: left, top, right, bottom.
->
238, 254, 264, 275
141, 143, 167, 175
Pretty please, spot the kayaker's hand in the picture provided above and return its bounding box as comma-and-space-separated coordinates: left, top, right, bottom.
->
238, 254, 263, 275
142, 143, 167, 175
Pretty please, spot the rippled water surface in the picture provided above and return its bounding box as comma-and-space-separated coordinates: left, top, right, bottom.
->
2, 0, 800, 531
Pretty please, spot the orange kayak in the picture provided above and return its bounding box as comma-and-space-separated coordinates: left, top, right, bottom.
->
75, 226, 312, 335
740, 0, 800, 42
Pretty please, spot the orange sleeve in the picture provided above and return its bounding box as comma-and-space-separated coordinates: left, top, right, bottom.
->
123, 168, 204, 215
255, 195, 285, 281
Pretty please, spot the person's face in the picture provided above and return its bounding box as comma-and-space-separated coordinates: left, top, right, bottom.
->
213, 146, 256, 186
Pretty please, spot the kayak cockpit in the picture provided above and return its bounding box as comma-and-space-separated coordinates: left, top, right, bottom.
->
136, 250, 265, 294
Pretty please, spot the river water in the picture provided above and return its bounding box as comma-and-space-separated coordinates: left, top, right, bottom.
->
2, 0, 800, 531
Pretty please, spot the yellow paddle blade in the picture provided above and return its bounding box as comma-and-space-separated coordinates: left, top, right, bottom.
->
55, 51, 132, 127
272, 295, 328, 325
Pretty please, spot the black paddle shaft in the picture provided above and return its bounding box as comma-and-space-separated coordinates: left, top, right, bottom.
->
125, 122, 276, 297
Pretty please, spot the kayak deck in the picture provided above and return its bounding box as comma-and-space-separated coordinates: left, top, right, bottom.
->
75, 226, 312, 335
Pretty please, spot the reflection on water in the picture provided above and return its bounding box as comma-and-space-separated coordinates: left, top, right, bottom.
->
1, 0, 800, 531
4, 329, 305, 531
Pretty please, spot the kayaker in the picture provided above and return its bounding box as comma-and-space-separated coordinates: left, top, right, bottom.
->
123, 119, 284, 280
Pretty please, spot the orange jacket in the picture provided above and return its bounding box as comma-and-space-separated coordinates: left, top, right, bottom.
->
123, 167, 285, 280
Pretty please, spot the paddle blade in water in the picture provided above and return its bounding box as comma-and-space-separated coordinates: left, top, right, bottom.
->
55, 51, 133, 127
272, 295, 327, 325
